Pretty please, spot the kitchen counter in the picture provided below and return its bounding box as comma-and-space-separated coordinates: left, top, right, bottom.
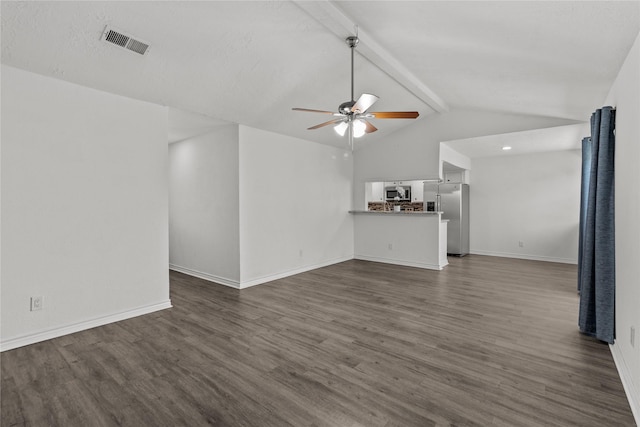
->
351, 210, 448, 270
350, 210, 444, 216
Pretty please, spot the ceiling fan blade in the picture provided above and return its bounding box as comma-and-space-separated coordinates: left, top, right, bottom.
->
308, 118, 346, 130
352, 93, 379, 114
292, 108, 338, 115
364, 120, 378, 134
370, 111, 420, 119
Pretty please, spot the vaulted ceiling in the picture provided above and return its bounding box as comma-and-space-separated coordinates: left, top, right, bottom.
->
2, 1, 639, 149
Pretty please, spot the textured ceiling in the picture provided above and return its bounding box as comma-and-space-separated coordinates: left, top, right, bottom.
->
2, 1, 639, 150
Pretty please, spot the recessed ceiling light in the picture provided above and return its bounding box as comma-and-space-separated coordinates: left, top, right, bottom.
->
502, 146, 512, 151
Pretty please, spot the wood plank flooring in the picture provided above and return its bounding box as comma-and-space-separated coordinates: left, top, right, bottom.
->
1, 256, 635, 426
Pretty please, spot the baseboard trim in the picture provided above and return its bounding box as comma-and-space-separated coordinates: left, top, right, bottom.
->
469, 249, 577, 265
169, 264, 240, 289
238, 256, 354, 289
354, 254, 444, 271
170, 257, 355, 290
610, 343, 640, 425
0, 300, 173, 352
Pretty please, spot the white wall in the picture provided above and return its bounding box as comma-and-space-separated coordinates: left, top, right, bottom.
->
238, 126, 354, 287
469, 150, 581, 264
440, 144, 471, 180
606, 31, 640, 422
168, 125, 241, 286
354, 214, 446, 270
354, 108, 578, 209
1, 65, 171, 351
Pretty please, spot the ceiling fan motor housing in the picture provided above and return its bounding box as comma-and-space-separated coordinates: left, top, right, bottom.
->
339, 100, 356, 114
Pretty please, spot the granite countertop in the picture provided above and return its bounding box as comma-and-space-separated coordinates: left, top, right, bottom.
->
349, 210, 444, 215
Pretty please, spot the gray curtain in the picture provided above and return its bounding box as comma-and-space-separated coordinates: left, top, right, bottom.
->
578, 106, 616, 344
577, 137, 592, 293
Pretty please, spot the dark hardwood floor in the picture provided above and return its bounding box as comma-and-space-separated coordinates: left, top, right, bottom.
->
1, 256, 635, 426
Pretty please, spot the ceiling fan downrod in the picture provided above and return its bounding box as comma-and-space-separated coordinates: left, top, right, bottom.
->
347, 35, 358, 103
339, 36, 360, 115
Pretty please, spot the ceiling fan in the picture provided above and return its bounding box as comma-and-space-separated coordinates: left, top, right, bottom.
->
292, 35, 419, 150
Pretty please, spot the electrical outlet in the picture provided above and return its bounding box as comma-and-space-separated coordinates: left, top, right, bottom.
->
30, 296, 43, 311
518, 241, 524, 248
631, 326, 635, 348
388, 243, 393, 250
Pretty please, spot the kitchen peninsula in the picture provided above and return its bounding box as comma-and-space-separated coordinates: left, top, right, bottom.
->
351, 179, 449, 270
350, 210, 448, 270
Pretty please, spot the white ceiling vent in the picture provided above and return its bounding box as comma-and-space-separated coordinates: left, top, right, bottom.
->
101, 26, 150, 56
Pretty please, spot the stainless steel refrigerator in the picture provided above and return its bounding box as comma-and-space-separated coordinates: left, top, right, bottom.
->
439, 183, 469, 256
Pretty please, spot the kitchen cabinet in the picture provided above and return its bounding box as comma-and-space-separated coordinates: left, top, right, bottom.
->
443, 171, 464, 183
410, 180, 424, 202
371, 182, 384, 202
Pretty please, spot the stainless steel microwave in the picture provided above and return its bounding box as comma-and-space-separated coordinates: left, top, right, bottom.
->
385, 186, 411, 201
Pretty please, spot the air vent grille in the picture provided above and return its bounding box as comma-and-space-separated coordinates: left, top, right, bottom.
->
126, 39, 149, 55
105, 29, 129, 47
102, 26, 150, 56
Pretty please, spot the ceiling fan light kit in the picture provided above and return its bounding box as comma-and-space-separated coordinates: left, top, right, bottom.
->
293, 34, 419, 150
334, 121, 349, 136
